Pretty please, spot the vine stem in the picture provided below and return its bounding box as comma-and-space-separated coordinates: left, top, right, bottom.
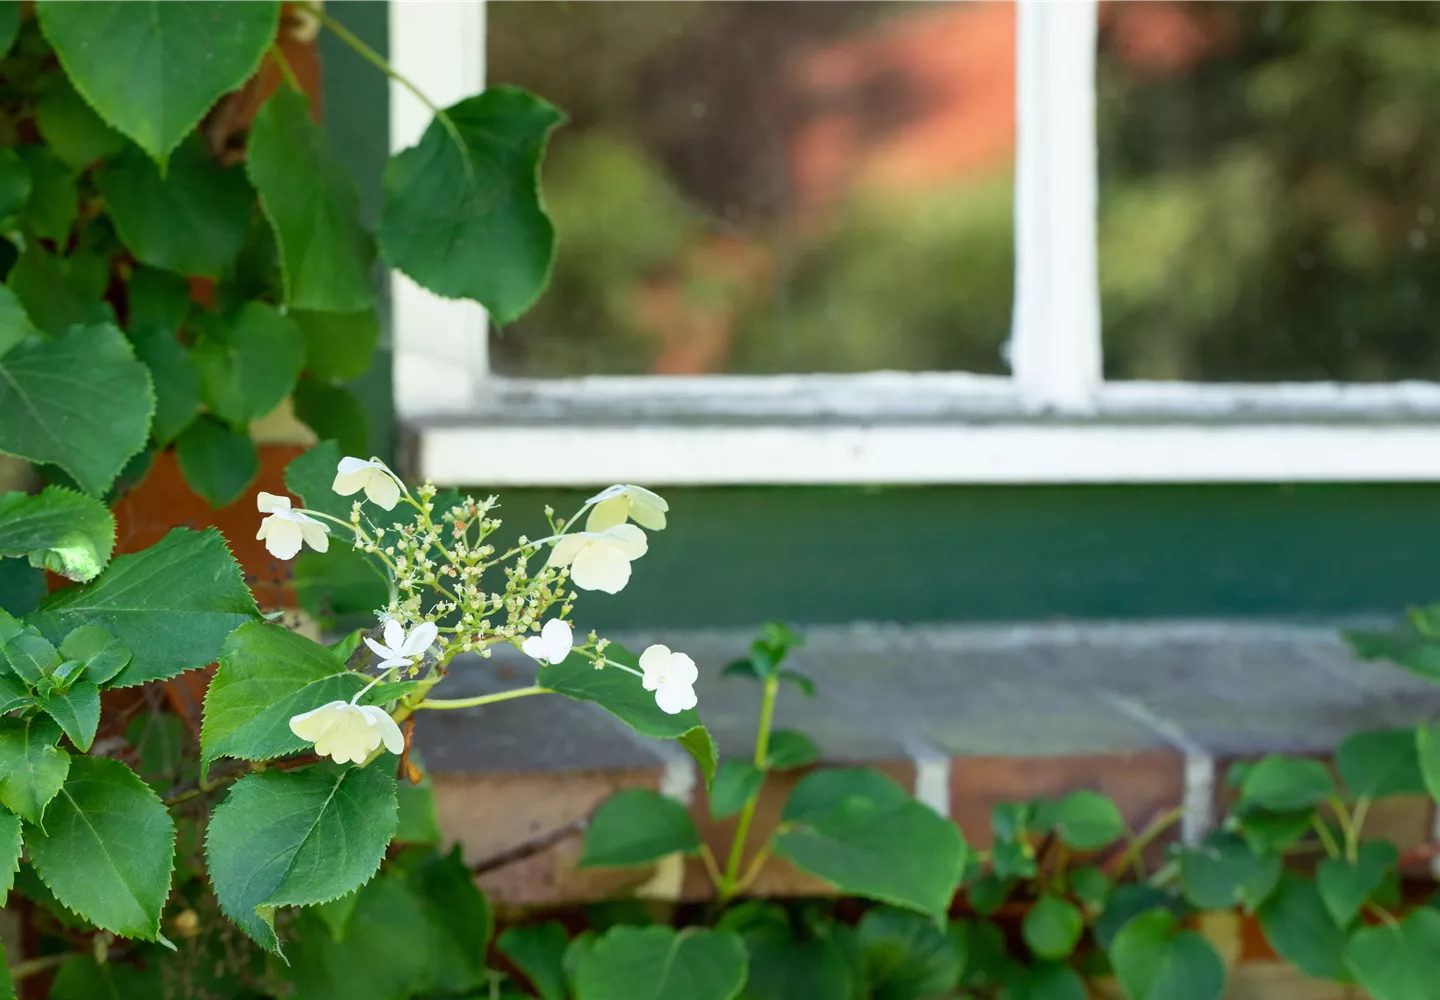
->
268, 41, 301, 92
416, 685, 549, 710
1103, 805, 1185, 879
302, 1, 469, 162
719, 673, 779, 900
8, 952, 72, 981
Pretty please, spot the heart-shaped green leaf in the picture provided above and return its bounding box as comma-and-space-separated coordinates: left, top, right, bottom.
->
0, 487, 114, 583
580, 789, 700, 868
574, 926, 747, 1000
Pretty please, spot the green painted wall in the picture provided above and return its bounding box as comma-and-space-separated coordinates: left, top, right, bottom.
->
483, 484, 1440, 629
320, 1, 394, 465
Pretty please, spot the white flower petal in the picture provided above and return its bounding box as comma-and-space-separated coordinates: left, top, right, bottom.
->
257, 491, 290, 514
655, 682, 697, 715
261, 518, 304, 560
357, 705, 406, 755
363, 635, 394, 660
548, 534, 587, 568
400, 621, 438, 657
585, 495, 630, 532
299, 519, 330, 554
628, 490, 668, 531
365, 472, 400, 510
667, 652, 699, 686
639, 645, 671, 690
569, 543, 632, 593
585, 484, 628, 505
521, 636, 549, 662
337, 456, 374, 476
332, 468, 371, 497
540, 618, 573, 651
381, 620, 405, 654
288, 700, 349, 741
599, 524, 647, 560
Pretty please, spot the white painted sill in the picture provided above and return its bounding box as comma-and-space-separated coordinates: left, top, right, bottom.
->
399, 373, 1440, 487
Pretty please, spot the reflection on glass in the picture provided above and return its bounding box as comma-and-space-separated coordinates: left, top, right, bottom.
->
1099, 1, 1440, 382
487, 1, 1015, 376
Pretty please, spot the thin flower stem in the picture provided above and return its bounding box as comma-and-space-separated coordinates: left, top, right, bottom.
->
268, 41, 301, 92
698, 843, 724, 887
731, 839, 776, 897
1312, 815, 1343, 859
1104, 806, 1185, 879
1346, 796, 1371, 862
303, 1, 469, 163
719, 674, 780, 899
416, 685, 549, 710
8, 953, 72, 981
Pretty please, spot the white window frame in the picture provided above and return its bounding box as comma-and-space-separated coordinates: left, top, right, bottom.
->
389, 0, 1440, 487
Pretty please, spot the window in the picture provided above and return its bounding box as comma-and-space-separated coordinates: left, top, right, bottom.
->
390, 1, 1440, 487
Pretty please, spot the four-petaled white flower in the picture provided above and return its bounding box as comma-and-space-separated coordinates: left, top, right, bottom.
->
547, 524, 648, 594
289, 699, 404, 765
363, 619, 438, 670
521, 618, 573, 664
586, 484, 668, 532
640, 644, 698, 715
256, 492, 329, 561
333, 457, 402, 510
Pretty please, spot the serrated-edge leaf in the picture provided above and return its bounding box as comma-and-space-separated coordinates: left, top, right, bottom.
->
0, 486, 115, 582
35, 526, 258, 687
25, 755, 174, 941
0, 714, 70, 827
0, 806, 20, 894
41, 680, 100, 751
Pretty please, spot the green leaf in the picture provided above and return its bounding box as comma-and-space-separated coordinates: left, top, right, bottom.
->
249, 87, 373, 312
16, 145, 77, 242
313, 890, 360, 942
36, 1, 280, 165
0, 1, 17, 58
0, 560, 43, 617
126, 265, 190, 335
26, 755, 174, 941
407, 844, 493, 991
193, 301, 304, 425
35, 69, 125, 170
991, 837, 1038, 880
6, 244, 114, 336
1239, 755, 1336, 813
1178, 832, 1282, 912
739, 931, 851, 1000
540, 645, 701, 739
206, 764, 399, 953
0, 149, 29, 228
0, 806, 20, 894
174, 415, 258, 507
293, 378, 368, 456
992, 801, 1033, 841
379, 88, 563, 323
0, 715, 68, 825
58, 624, 130, 686
766, 729, 821, 770
1068, 864, 1113, 908
130, 327, 199, 445
200, 621, 362, 775
858, 906, 960, 1000
0, 323, 151, 495
278, 874, 430, 1000
967, 874, 1016, 915
4, 628, 58, 683
1237, 808, 1315, 856
1001, 963, 1088, 1000
1257, 872, 1352, 982
395, 775, 442, 845
774, 768, 966, 920
1034, 790, 1124, 850
1421, 721, 1440, 803
1337, 728, 1427, 798
293, 546, 390, 629
1111, 909, 1225, 1000
1023, 894, 1084, 961
0, 284, 41, 358
500, 923, 570, 1000
1093, 885, 1187, 950
955, 918, 1013, 990
574, 926, 748, 1000
1317, 841, 1397, 927
0, 486, 114, 582
98, 138, 253, 277
34, 527, 257, 687
1346, 907, 1440, 1000
294, 308, 379, 382
41, 680, 99, 751
710, 759, 764, 820
679, 724, 718, 789
581, 789, 700, 868
1347, 621, 1440, 683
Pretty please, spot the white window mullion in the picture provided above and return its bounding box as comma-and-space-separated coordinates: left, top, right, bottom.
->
1011, 0, 1101, 413
388, 0, 490, 419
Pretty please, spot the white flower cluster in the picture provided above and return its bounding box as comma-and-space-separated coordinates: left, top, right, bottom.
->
266, 461, 698, 764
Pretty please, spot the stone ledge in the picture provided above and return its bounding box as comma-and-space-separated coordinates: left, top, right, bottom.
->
415, 620, 1440, 905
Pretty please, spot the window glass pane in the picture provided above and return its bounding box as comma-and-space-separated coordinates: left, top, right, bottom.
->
487, 0, 1016, 376
1098, 1, 1440, 382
